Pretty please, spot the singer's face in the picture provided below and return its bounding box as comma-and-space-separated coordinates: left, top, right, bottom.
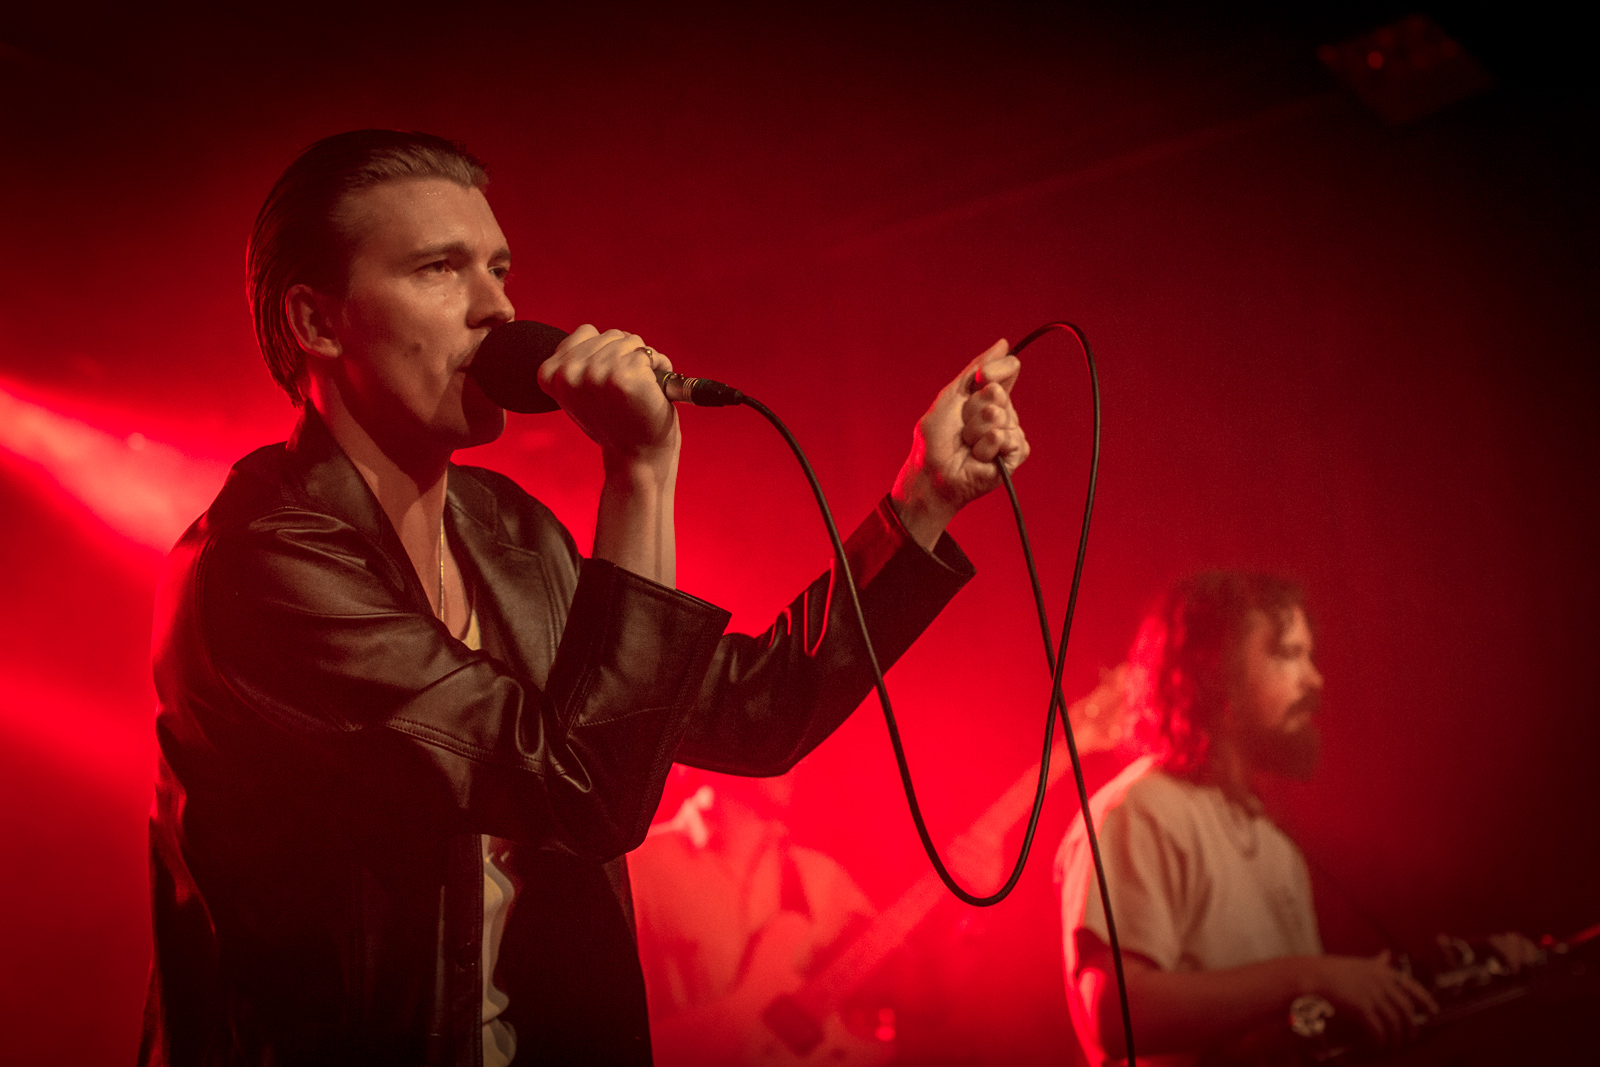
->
329, 178, 514, 453
1234, 607, 1324, 781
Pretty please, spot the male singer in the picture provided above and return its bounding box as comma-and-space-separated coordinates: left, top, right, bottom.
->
141, 129, 1030, 1066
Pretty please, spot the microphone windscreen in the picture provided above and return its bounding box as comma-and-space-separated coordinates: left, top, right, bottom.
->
467, 321, 569, 413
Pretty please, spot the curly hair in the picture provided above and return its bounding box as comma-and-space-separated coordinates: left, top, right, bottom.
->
1129, 571, 1306, 777
246, 130, 489, 405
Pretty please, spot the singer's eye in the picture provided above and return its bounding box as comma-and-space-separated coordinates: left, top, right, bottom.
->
420, 260, 451, 275
490, 266, 511, 283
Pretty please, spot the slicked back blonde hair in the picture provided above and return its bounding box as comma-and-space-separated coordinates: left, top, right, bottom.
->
246, 130, 489, 404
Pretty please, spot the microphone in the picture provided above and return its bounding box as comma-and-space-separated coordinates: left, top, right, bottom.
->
467, 321, 744, 414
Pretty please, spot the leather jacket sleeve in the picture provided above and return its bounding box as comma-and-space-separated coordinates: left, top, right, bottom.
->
189, 506, 731, 860
679, 496, 975, 775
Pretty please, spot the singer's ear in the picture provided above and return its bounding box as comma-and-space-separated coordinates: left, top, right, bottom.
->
284, 283, 343, 363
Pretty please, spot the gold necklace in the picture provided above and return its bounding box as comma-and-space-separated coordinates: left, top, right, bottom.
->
437, 520, 446, 623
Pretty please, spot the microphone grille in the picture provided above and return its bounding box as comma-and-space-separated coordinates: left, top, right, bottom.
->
468, 321, 569, 414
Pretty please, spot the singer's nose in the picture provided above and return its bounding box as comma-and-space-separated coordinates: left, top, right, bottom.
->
469, 266, 514, 330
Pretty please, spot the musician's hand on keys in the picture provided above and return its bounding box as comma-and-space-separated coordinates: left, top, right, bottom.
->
1487, 931, 1542, 973
1312, 951, 1439, 1048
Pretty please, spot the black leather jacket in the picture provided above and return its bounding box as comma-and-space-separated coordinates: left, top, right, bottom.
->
141, 411, 972, 1066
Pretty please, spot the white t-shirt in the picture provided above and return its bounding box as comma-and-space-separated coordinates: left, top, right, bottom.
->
1054, 756, 1321, 1065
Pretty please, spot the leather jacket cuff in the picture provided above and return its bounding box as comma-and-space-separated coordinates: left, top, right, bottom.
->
850, 494, 976, 592
547, 558, 732, 733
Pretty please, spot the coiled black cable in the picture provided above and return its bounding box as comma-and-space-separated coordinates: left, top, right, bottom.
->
738, 320, 1136, 1064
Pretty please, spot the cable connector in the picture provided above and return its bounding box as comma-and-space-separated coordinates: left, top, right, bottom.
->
656, 369, 745, 406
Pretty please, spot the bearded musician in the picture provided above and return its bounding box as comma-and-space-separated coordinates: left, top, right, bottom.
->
1055, 572, 1539, 1066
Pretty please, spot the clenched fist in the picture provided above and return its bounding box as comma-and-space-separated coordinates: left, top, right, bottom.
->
537, 324, 679, 477
891, 339, 1030, 550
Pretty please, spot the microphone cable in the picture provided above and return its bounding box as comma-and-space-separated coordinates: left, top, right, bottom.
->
735, 321, 1137, 1065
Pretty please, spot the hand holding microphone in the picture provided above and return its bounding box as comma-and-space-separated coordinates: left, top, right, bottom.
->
540, 325, 681, 470
468, 320, 743, 415
469, 320, 750, 480
469, 322, 694, 582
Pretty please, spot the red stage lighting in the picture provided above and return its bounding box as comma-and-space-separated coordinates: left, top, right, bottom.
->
0, 665, 155, 788
0, 383, 229, 554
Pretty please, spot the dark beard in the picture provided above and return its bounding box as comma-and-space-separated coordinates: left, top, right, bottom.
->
1242, 692, 1321, 782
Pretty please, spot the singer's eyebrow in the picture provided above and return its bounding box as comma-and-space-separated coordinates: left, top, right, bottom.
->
409, 241, 511, 265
